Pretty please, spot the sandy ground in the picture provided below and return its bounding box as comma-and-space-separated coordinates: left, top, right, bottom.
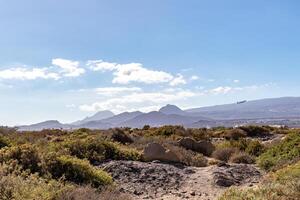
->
157, 166, 225, 200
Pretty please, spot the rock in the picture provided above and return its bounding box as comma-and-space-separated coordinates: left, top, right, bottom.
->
214, 175, 235, 187
178, 137, 215, 156
143, 142, 180, 163
213, 164, 262, 187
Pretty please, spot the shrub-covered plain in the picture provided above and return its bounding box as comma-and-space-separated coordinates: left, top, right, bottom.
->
0, 125, 298, 199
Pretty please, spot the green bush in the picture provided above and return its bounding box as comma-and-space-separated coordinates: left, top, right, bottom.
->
245, 140, 265, 156
44, 154, 112, 187
151, 126, 185, 137
0, 136, 10, 149
270, 160, 300, 182
217, 139, 248, 151
257, 132, 300, 171
0, 174, 71, 200
217, 139, 265, 156
65, 138, 141, 164
0, 144, 41, 173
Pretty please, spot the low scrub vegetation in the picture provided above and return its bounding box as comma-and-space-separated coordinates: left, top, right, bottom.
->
219, 160, 300, 200
44, 154, 113, 187
257, 131, 300, 171
212, 147, 237, 162
229, 152, 255, 164
0, 125, 296, 199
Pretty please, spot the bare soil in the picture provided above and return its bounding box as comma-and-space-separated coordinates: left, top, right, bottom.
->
99, 161, 262, 200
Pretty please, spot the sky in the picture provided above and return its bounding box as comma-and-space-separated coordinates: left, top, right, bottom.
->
0, 0, 300, 126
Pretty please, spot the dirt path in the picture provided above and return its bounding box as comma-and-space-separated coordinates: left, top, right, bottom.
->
160, 166, 225, 200
99, 161, 262, 200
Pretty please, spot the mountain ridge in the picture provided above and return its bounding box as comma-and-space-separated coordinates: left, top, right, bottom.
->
16, 97, 300, 131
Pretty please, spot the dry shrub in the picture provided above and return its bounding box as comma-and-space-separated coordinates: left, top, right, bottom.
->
239, 125, 271, 137
0, 164, 71, 200
212, 148, 237, 162
56, 186, 133, 200
56, 186, 100, 200
55, 186, 132, 200
223, 129, 247, 140
129, 136, 165, 151
111, 128, 133, 144
166, 144, 207, 167
99, 187, 133, 200
207, 158, 222, 166
229, 152, 255, 164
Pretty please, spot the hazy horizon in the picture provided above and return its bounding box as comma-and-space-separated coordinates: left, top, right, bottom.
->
1, 0, 300, 126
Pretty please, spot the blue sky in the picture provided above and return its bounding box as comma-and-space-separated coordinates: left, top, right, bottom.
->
0, 0, 300, 125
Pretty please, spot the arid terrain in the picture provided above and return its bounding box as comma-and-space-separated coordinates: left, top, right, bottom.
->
0, 125, 298, 200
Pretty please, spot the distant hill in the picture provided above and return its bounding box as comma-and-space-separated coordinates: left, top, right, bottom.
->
15, 97, 300, 131
17, 120, 69, 131
72, 110, 114, 125
118, 111, 202, 128
159, 104, 186, 115
101, 111, 143, 125
74, 120, 112, 129
186, 97, 300, 120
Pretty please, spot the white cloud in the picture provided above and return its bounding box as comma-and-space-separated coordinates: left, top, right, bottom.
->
169, 74, 187, 86
233, 79, 240, 83
52, 58, 85, 77
79, 90, 196, 112
87, 60, 189, 86
112, 63, 174, 84
208, 84, 266, 95
87, 60, 118, 72
94, 87, 142, 96
0, 58, 85, 81
0, 67, 60, 80
190, 75, 199, 81
210, 86, 233, 94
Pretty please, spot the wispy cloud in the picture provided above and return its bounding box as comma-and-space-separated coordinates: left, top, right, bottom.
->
94, 87, 142, 96
190, 75, 199, 81
0, 67, 60, 80
79, 89, 196, 112
0, 58, 86, 81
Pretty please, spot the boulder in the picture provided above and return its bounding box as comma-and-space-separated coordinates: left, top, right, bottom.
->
143, 143, 180, 163
178, 137, 215, 156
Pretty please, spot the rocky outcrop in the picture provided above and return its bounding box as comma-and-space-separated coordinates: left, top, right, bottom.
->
143, 143, 180, 163
213, 164, 262, 187
178, 137, 215, 156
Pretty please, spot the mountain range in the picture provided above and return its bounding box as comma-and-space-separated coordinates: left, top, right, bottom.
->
17, 97, 300, 131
